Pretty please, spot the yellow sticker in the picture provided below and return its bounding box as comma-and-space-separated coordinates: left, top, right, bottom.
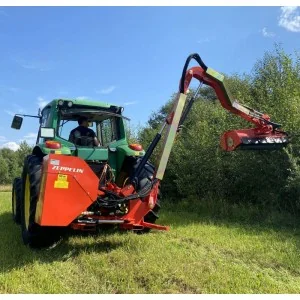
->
54, 174, 69, 189
55, 150, 62, 154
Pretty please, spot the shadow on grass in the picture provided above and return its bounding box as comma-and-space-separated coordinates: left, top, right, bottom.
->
0, 212, 125, 273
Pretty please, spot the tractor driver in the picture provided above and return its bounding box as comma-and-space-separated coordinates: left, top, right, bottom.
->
69, 116, 100, 147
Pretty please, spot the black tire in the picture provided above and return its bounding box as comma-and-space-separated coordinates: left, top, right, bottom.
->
21, 155, 60, 248
132, 158, 162, 232
12, 177, 22, 224
142, 184, 162, 233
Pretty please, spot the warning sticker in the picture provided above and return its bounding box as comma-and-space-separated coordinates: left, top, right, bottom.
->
54, 174, 69, 189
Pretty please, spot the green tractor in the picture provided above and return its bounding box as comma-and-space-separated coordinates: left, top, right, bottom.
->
11, 98, 162, 247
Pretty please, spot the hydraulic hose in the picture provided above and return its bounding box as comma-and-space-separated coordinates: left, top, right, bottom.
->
179, 53, 208, 94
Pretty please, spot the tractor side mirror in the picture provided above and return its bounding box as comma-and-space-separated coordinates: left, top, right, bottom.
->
40, 127, 55, 138
11, 115, 23, 130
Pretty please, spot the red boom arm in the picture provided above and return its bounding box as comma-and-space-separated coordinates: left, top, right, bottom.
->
180, 60, 289, 151
132, 53, 289, 184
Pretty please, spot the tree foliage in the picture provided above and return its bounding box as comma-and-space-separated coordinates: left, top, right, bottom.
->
0, 141, 33, 184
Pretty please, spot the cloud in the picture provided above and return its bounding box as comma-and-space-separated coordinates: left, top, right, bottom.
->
22, 133, 37, 145
24, 133, 37, 139
4, 110, 15, 117
4, 104, 25, 116
13, 58, 55, 71
12, 103, 25, 114
278, 6, 300, 32
96, 86, 116, 95
197, 37, 215, 44
8, 87, 19, 93
0, 85, 19, 93
76, 96, 89, 100
0, 142, 20, 151
261, 27, 275, 37
0, 136, 7, 142
0, 10, 8, 17
58, 90, 68, 95
37, 97, 48, 109
123, 101, 138, 106
22, 62, 53, 71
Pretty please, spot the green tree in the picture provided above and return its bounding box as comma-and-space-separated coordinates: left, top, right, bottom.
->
0, 154, 9, 184
0, 141, 33, 185
124, 120, 139, 145
16, 141, 33, 165
0, 148, 19, 183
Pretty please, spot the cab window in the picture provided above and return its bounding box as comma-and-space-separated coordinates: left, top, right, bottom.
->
58, 120, 97, 142
40, 107, 51, 127
99, 117, 118, 146
38, 107, 51, 143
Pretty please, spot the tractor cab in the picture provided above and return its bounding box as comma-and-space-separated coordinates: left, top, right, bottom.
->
11, 98, 144, 182
54, 100, 128, 160
56, 100, 128, 146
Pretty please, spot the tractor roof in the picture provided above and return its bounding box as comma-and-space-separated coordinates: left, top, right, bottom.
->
47, 98, 121, 109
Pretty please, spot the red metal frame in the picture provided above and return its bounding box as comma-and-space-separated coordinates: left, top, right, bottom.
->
183, 66, 270, 128
36, 154, 169, 232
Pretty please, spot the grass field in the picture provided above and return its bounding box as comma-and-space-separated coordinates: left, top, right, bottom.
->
1, 191, 300, 294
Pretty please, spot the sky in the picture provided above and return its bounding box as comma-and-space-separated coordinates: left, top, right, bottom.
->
0, 6, 299, 150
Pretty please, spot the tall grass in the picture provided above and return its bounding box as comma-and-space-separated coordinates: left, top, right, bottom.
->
1, 192, 300, 294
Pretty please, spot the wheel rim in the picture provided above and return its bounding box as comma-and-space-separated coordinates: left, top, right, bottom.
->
24, 175, 30, 230
13, 189, 17, 216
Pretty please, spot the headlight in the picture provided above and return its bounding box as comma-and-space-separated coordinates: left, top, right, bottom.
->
67, 101, 73, 108
58, 100, 64, 106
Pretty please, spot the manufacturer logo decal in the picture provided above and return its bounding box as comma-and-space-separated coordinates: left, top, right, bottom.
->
52, 166, 84, 173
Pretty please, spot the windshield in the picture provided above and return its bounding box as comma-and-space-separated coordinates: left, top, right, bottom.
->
57, 110, 120, 147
